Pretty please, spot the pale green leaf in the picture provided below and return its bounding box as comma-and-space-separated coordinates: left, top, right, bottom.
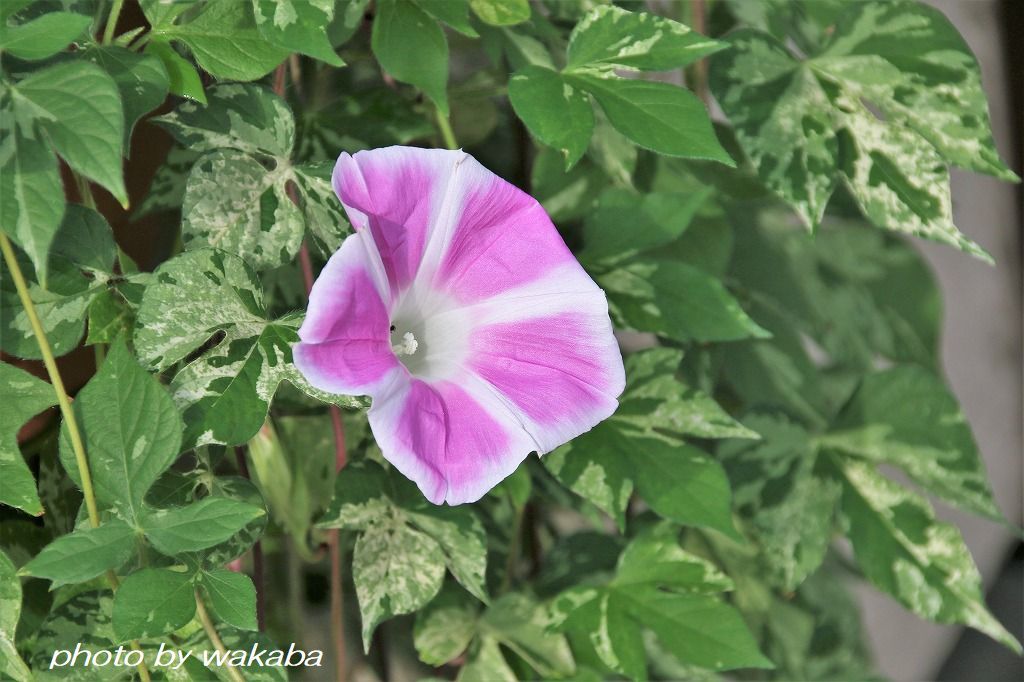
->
0, 11, 91, 61
253, 0, 344, 66
20, 519, 136, 588
146, 39, 207, 104
568, 72, 732, 164
59, 341, 184, 524
84, 46, 170, 151
200, 568, 258, 631
509, 65, 593, 170
481, 593, 575, 677
414, 584, 479, 666
13, 61, 127, 205
112, 568, 196, 641
470, 0, 530, 27
27, 591, 120, 681
142, 497, 265, 555
160, 1, 288, 82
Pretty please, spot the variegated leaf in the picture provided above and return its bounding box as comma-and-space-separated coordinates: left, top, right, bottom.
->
835, 458, 1020, 653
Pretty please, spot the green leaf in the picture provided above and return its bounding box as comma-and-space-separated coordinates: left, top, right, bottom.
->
316, 460, 392, 531
509, 65, 593, 170
414, 584, 479, 666
253, 0, 344, 65
84, 47, 170, 152
146, 39, 207, 104
580, 190, 709, 266
834, 457, 1020, 653
481, 593, 575, 677
112, 568, 196, 641
566, 5, 724, 72
200, 568, 258, 631
0, 363, 54, 515
417, 0, 477, 37
0, 120, 65, 285
544, 423, 634, 529
134, 146, 198, 217
181, 149, 304, 269
0, 11, 91, 60
470, 0, 530, 26
600, 260, 768, 343
203, 477, 269, 566
720, 414, 839, 590
353, 510, 445, 650
372, 0, 449, 115
20, 519, 136, 588
618, 590, 773, 671
159, 1, 288, 82
0, 549, 31, 682
821, 366, 1002, 521
59, 340, 184, 523
142, 497, 265, 555
154, 83, 294, 158
13, 61, 127, 205
568, 72, 732, 164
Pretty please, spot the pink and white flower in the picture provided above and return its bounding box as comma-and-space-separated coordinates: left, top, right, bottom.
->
294, 146, 625, 505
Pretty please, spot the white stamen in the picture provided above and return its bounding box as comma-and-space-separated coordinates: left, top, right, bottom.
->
392, 331, 419, 356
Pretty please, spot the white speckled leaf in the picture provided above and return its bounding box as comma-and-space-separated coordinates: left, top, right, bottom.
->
408, 506, 489, 603
27, 591, 123, 681
154, 83, 294, 158
710, 0, 1014, 259
821, 366, 1002, 521
414, 584, 479, 666
480, 593, 575, 678
0, 363, 54, 516
136, 249, 358, 448
0, 550, 30, 682
182, 150, 304, 270
353, 511, 445, 651
566, 4, 724, 72
836, 458, 1020, 653
293, 162, 351, 255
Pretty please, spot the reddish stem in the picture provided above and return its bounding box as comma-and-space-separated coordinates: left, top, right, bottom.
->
274, 62, 348, 681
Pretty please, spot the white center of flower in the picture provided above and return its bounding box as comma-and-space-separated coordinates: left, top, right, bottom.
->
387, 287, 471, 380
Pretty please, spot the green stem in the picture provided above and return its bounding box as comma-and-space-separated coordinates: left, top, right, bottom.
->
102, 0, 124, 44
500, 495, 525, 593
0, 233, 152, 682
434, 104, 458, 150
74, 173, 96, 210
195, 590, 247, 682
0, 233, 101, 528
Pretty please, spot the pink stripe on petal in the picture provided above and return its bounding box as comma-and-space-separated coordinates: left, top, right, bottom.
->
369, 376, 533, 505
333, 148, 448, 293
294, 234, 398, 395
438, 175, 575, 303
470, 313, 624, 453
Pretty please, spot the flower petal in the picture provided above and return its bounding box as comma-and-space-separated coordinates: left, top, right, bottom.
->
368, 372, 538, 505
333, 146, 457, 294
334, 146, 578, 304
466, 266, 626, 454
294, 233, 399, 395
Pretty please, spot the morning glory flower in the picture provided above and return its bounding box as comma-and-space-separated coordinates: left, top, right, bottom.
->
294, 146, 625, 504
